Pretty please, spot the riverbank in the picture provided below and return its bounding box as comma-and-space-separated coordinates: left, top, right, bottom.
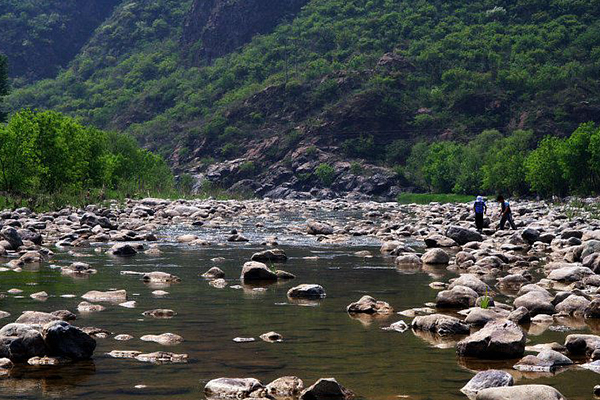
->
0, 198, 599, 399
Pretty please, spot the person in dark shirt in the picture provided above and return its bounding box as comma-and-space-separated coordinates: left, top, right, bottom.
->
473, 195, 487, 232
497, 195, 517, 230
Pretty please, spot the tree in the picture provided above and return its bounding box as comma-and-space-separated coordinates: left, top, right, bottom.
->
422, 142, 463, 193
560, 122, 596, 194
481, 130, 533, 196
0, 54, 9, 123
525, 136, 568, 197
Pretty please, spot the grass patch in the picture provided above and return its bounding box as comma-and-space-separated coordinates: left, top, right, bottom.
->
397, 193, 475, 204
563, 199, 600, 220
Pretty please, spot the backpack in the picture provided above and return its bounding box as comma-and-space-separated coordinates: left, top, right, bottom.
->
474, 201, 485, 214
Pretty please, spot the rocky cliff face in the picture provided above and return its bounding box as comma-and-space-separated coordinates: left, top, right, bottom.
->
0, 0, 122, 83
182, 0, 308, 64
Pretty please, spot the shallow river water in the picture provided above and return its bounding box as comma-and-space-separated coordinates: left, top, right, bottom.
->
0, 209, 598, 400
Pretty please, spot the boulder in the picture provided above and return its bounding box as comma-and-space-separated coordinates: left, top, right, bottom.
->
287, 284, 326, 299
508, 307, 531, 325
513, 350, 572, 372
548, 266, 594, 282
424, 234, 457, 248
585, 298, 600, 318
300, 378, 354, 400
140, 333, 184, 345
82, 290, 127, 303
411, 314, 470, 336
142, 271, 181, 283
513, 291, 555, 317
461, 370, 513, 397
109, 243, 137, 256
204, 378, 266, 399
422, 248, 450, 265
555, 294, 590, 316
436, 286, 478, 309
0, 226, 22, 250
240, 261, 278, 281
476, 384, 566, 400
15, 311, 61, 325
346, 295, 392, 315
448, 274, 491, 295
457, 320, 526, 359
307, 221, 334, 235
267, 376, 304, 398
564, 334, 600, 355
445, 226, 483, 245
42, 321, 96, 360
0, 324, 47, 362
259, 331, 283, 343
142, 309, 177, 318
251, 249, 288, 263
583, 253, 600, 273
521, 228, 540, 245
394, 253, 422, 267
465, 308, 508, 327
202, 267, 225, 279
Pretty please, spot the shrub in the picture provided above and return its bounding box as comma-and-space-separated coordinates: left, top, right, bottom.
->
314, 163, 336, 186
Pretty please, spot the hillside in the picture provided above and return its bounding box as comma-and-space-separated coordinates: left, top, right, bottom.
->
5, 0, 600, 198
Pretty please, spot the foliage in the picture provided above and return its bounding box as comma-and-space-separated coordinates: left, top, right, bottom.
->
350, 161, 363, 176
314, 163, 336, 187
6, 0, 600, 154
0, 109, 173, 198
341, 135, 377, 159
0, 54, 7, 122
525, 137, 567, 197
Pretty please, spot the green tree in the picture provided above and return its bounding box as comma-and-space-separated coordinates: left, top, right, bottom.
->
0, 54, 8, 122
482, 130, 533, 195
559, 122, 596, 194
422, 142, 463, 193
525, 136, 568, 197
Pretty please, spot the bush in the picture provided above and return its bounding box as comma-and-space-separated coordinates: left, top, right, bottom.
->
314, 163, 336, 186
341, 135, 376, 159
350, 162, 363, 175
221, 143, 241, 158
238, 161, 257, 177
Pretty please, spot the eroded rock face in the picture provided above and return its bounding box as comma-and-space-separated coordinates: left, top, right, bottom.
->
204, 377, 266, 399
300, 378, 354, 400
475, 384, 566, 400
42, 321, 96, 360
346, 296, 392, 315
456, 320, 526, 359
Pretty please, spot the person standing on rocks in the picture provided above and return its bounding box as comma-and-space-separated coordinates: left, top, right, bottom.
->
497, 195, 517, 230
473, 196, 487, 233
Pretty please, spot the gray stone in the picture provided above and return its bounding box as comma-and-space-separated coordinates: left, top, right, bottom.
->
42, 321, 96, 360
476, 384, 566, 400
445, 226, 483, 245
457, 320, 526, 359
240, 261, 278, 281
411, 314, 470, 336
204, 378, 266, 399
461, 370, 513, 397
300, 378, 354, 400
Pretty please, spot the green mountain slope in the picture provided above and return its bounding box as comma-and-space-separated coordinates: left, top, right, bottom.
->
5, 0, 600, 197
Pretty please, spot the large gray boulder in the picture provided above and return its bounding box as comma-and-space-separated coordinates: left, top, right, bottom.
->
564, 334, 600, 355
204, 378, 266, 399
548, 266, 594, 282
513, 291, 555, 316
555, 294, 590, 316
448, 274, 491, 295
347, 295, 392, 315
15, 311, 61, 325
251, 249, 288, 263
457, 320, 526, 359
446, 226, 483, 245
300, 378, 354, 400
521, 228, 540, 245
411, 314, 470, 336
240, 261, 278, 281
422, 248, 450, 265
461, 370, 513, 397
42, 321, 96, 360
476, 384, 566, 400
266, 376, 304, 398
307, 221, 334, 235
436, 285, 478, 309
0, 226, 22, 250
0, 324, 47, 362
287, 284, 326, 299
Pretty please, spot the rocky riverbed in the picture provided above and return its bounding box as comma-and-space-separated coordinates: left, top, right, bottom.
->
0, 197, 599, 399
